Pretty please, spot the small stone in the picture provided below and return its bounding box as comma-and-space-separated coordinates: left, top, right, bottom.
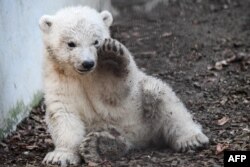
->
23, 151, 29, 155
171, 160, 178, 166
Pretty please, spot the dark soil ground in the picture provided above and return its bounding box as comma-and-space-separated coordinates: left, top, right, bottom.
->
1, 0, 249, 166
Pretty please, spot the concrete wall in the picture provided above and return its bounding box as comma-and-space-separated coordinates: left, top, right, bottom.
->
0, 0, 116, 139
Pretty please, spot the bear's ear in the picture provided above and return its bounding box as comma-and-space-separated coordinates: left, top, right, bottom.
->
100, 11, 113, 27
39, 15, 53, 33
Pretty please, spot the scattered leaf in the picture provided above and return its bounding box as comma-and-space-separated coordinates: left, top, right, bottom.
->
220, 97, 228, 105
26, 145, 39, 150
208, 53, 250, 70
0, 142, 8, 148
216, 143, 229, 155
242, 128, 250, 133
88, 161, 98, 167
214, 60, 228, 70
139, 51, 157, 56
217, 116, 230, 125
162, 32, 172, 37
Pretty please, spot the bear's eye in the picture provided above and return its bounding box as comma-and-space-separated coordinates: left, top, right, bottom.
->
93, 40, 99, 47
68, 42, 76, 48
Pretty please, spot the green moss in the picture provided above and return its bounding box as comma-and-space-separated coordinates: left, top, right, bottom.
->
0, 130, 4, 139
0, 91, 43, 140
10, 101, 25, 121
31, 91, 43, 107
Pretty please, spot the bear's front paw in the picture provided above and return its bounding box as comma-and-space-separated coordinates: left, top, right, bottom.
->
79, 131, 128, 163
173, 131, 209, 152
99, 38, 126, 57
42, 149, 81, 166
79, 132, 102, 163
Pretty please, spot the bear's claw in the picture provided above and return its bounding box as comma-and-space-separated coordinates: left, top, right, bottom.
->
101, 38, 125, 57
42, 149, 81, 167
173, 131, 209, 152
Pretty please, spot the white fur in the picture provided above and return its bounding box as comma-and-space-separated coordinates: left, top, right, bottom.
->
40, 6, 209, 166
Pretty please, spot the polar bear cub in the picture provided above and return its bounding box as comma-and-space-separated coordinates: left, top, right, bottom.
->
39, 6, 209, 166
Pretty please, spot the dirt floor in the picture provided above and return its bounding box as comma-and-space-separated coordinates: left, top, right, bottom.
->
0, 0, 249, 166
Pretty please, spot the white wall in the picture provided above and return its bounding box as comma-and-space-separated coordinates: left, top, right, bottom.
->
0, 0, 116, 139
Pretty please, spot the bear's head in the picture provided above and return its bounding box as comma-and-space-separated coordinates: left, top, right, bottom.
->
39, 6, 113, 74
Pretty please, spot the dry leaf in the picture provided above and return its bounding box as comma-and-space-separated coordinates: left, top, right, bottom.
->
220, 97, 228, 105
208, 53, 250, 71
243, 128, 250, 133
162, 32, 172, 37
217, 116, 230, 125
88, 161, 98, 167
139, 51, 157, 56
214, 60, 228, 70
216, 143, 229, 155
0, 142, 7, 147
26, 145, 39, 150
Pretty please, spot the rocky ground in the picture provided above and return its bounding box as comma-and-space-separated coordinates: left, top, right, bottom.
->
0, 0, 249, 166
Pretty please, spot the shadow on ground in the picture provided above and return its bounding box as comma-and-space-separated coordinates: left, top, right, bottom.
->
0, 0, 249, 166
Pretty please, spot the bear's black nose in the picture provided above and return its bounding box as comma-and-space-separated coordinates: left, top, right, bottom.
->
82, 61, 95, 70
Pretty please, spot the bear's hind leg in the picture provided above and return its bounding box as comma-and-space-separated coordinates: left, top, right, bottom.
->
159, 86, 209, 152
79, 129, 130, 163
140, 77, 209, 152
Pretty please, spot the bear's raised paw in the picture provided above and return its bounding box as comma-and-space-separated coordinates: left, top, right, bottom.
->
99, 38, 126, 58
